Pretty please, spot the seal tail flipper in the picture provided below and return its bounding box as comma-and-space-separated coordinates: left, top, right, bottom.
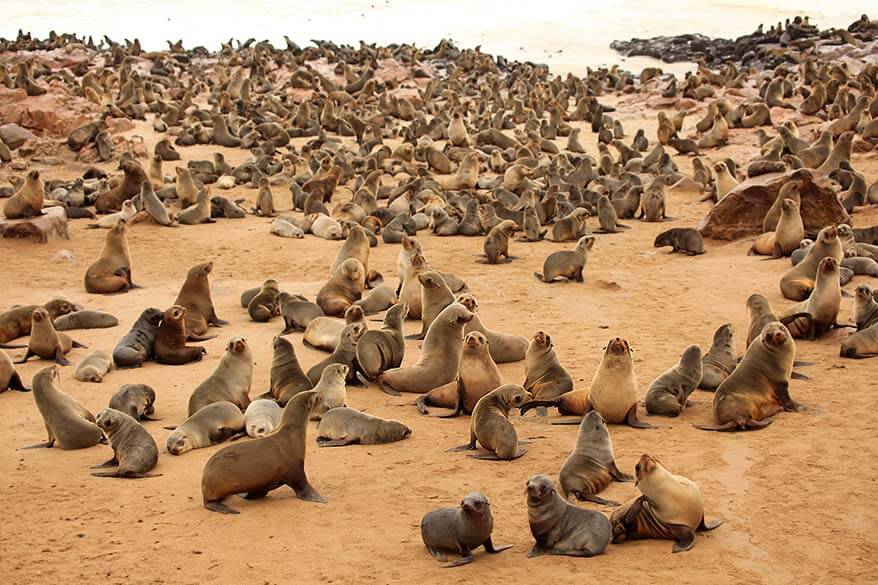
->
670, 526, 697, 553
693, 421, 739, 431
317, 436, 358, 447
10, 372, 30, 391
0, 343, 26, 349
441, 554, 474, 568
483, 538, 513, 554
625, 404, 659, 429
204, 500, 240, 514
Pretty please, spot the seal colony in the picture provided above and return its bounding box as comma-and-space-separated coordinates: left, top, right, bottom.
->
1, 15, 877, 582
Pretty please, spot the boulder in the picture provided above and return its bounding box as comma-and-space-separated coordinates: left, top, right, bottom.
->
0, 206, 69, 243
0, 124, 37, 149
697, 169, 851, 240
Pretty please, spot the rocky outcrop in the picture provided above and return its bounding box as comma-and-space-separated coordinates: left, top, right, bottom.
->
697, 169, 851, 240
0, 206, 69, 243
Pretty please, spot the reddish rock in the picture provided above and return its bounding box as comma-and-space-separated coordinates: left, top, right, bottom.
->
0, 123, 37, 149
697, 169, 851, 240
0, 206, 69, 244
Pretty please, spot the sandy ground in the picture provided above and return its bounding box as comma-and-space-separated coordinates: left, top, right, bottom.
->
1, 100, 877, 585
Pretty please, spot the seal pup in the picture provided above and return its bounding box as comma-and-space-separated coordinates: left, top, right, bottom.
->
416, 331, 502, 417
166, 401, 245, 455
780, 257, 842, 340
482, 219, 516, 264
356, 303, 407, 382
74, 350, 113, 382
173, 261, 227, 337
91, 409, 160, 478
420, 493, 512, 568
316, 407, 412, 446
611, 454, 722, 552
644, 345, 703, 417
525, 475, 612, 558
187, 337, 253, 415
780, 225, 843, 301
840, 322, 878, 359
353, 285, 397, 315
16, 308, 85, 365
176, 189, 215, 225
750, 199, 803, 257
534, 236, 594, 282
697, 322, 799, 431
448, 384, 531, 460
53, 310, 119, 331
113, 307, 162, 368
306, 323, 365, 386
248, 279, 281, 322
25, 366, 104, 449
267, 335, 313, 405
331, 224, 381, 287
279, 293, 325, 333
654, 228, 704, 255
303, 304, 365, 352
84, 220, 134, 294
558, 411, 633, 505
244, 399, 282, 437
316, 258, 365, 317
699, 323, 735, 390
0, 349, 28, 392
379, 303, 473, 395
201, 390, 325, 513
522, 331, 573, 408
154, 306, 206, 365
108, 384, 158, 421
852, 285, 878, 330
86, 200, 136, 229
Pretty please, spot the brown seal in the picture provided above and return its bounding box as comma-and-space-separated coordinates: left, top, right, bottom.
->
306, 322, 365, 386
74, 350, 113, 382
96, 159, 148, 213
780, 257, 842, 340
398, 251, 427, 318
173, 261, 228, 337
91, 409, 160, 478
522, 331, 573, 405
316, 407, 412, 446
415, 271, 455, 339
852, 285, 878, 331
482, 219, 516, 264
746, 294, 806, 347
0, 298, 76, 345
113, 307, 162, 368
558, 411, 633, 505
534, 236, 594, 282
448, 384, 531, 460
696, 322, 800, 431
84, 220, 135, 294
53, 309, 119, 331
25, 365, 104, 449
15, 308, 85, 365
331, 224, 382, 287
267, 335, 313, 405
840, 323, 878, 359
353, 285, 398, 315
420, 493, 512, 567
316, 258, 365, 317
154, 306, 206, 365
279, 293, 325, 333
456, 293, 527, 364
654, 228, 705, 255
188, 337, 253, 415
750, 199, 803, 257
3, 169, 43, 218
699, 323, 736, 390
0, 348, 28, 392
247, 279, 281, 322
379, 303, 473, 395
611, 454, 722, 552
525, 474, 612, 558
201, 390, 325, 514
166, 401, 245, 455
416, 330, 502, 416
108, 384, 158, 421
644, 345, 703, 417
303, 304, 365, 352
780, 225, 843, 301
355, 303, 408, 382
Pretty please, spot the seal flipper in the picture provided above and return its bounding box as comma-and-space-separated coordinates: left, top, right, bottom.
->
698, 517, 723, 531
669, 525, 697, 553
434, 380, 465, 418
447, 434, 477, 452
694, 421, 739, 432
525, 546, 548, 558
14, 349, 34, 364
317, 436, 358, 447
377, 376, 400, 396
91, 457, 119, 469
0, 343, 26, 349
187, 333, 218, 342
577, 493, 620, 506
550, 417, 584, 425
54, 348, 71, 366
289, 470, 327, 503
518, 398, 561, 416
441, 546, 473, 568
608, 460, 634, 482
427, 547, 448, 562
9, 371, 30, 391
483, 537, 512, 554
790, 370, 811, 380
774, 382, 800, 412
204, 500, 240, 514
625, 404, 658, 429
22, 439, 55, 449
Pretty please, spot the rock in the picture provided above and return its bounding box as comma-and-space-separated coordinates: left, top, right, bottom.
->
697, 169, 851, 240
0, 206, 69, 244
0, 124, 37, 149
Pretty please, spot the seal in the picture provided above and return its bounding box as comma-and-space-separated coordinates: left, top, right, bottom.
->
87, 200, 136, 229
416, 271, 455, 339
174, 261, 228, 337
840, 323, 878, 359
140, 181, 175, 226
448, 384, 531, 460
331, 224, 382, 287
653, 228, 705, 255
3, 169, 43, 218
74, 350, 114, 382
187, 336, 253, 415
247, 279, 281, 322
166, 401, 245, 455
317, 258, 365, 317
456, 294, 528, 363
353, 285, 398, 315
244, 399, 282, 437
91, 409, 161, 478
525, 474, 612, 558
482, 219, 516, 264
303, 304, 365, 352
316, 407, 412, 446
379, 303, 473, 395
0, 298, 77, 345
84, 220, 135, 294
523, 331, 573, 406
696, 322, 800, 431
15, 308, 85, 365
420, 493, 512, 568
108, 384, 158, 421
53, 310, 119, 331
279, 293, 325, 333
154, 305, 206, 365
534, 236, 594, 282
587, 337, 652, 427
306, 322, 365, 386
309, 364, 349, 419
550, 209, 589, 242
201, 390, 325, 514
780, 225, 843, 301
558, 411, 633, 505
416, 331, 502, 417
699, 323, 735, 390
780, 257, 842, 340
113, 307, 162, 368
25, 365, 104, 449
0, 348, 28, 392
852, 285, 878, 330
750, 199, 803, 257
176, 188, 215, 225
356, 302, 408, 382
267, 335, 313, 405
644, 345, 703, 417
611, 454, 722, 552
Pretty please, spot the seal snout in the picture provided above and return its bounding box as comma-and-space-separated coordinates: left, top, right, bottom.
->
608, 337, 628, 355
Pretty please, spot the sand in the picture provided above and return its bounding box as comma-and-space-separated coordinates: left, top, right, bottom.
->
2, 62, 878, 585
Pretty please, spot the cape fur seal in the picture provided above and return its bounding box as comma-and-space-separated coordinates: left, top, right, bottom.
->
166, 401, 245, 455
699, 323, 735, 390
316, 407, 412, 446
316, 258, 365, 317
53, 310, 119, 331
779, 257, 842, 340
173, 261, 227, 337
113, 307, 162, 368
0, 349, 28, 392
244, 399, 282, 437
201, 390, 325, 514
74, 350, 113, 382
522, 331, 573, 406
3, 169, 43, 218
16, 308, 85, 365
268, 335, 313, 405
526, 475, 612, 558
558, 411, 633, 505
355, 303, 407, 382
457, 293, 528, 363
248, 279, 281, 322
154, 306, 206, 365
421, 493, 512, 568
84, 220, 135, 294
780, 225, 843, 301
187, 337, 253, 415
0, 298, 77, 345
108, 384, 158, 421
91, 409, 160, 478
448, 384, 531, 460
534, 236, 594, 282
26, 366, 104, 449
654, 228, 705, 255
644, 345, 703, 417
303, 304, 364, 352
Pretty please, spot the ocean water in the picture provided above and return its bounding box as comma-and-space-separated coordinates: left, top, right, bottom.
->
0, 0, 873, 74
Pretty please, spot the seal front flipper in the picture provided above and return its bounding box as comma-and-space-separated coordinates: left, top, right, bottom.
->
578, 493, 620, 506
550, 417, 583, 425
698, 517, 723, 531
22, 439, 55, 449
608, 460, 634, 482
317, 436, 358, 447
441, 547, 473, 568
625, 404, 658, 429
290, 479, 326, 503
790, 371, 811, 380
204, 500, 240, 514
525, 546, 548, 558
91, 457, 119, 469
14, 349, 34, 364
447, 435, 477, 452
54, 348, 71, 366
9, 371, 30, 391
484, 537, 512, 553
693, 421, 739, 432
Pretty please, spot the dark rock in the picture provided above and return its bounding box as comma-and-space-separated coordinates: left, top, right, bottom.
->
0, 124, 37, 149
